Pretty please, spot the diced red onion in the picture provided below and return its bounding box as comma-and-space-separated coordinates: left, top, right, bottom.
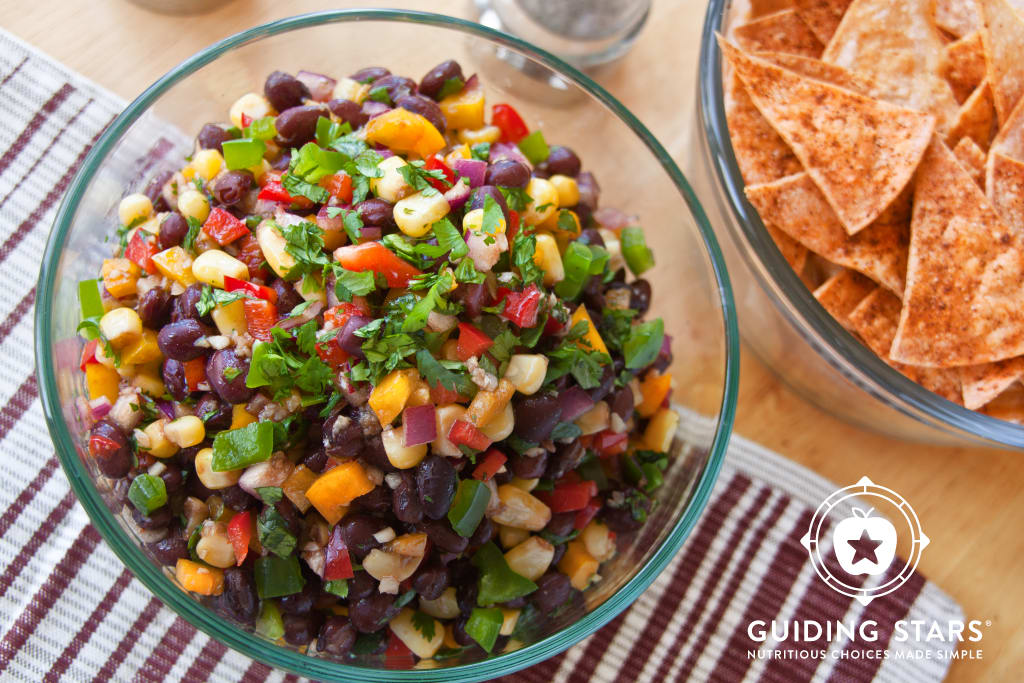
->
297, 70, 337, 102
403, 404, 437, 447
558, 386, 595, 422
317, 203, 348, 234
593, 207, 633, 231
278, 300, 324, 330
338, 315, 373, 357
374, 146, 395, 159
156, 400, 176, 421
274, 207, 310, 227
358, 226, 382, 243
464, 74, 479, 91
451, 158, 487, 188
89, 396, 112, 419
362, 101, 391, 119
661, 334, 673, 357
490, 142, 530, 167
444, 178, 472, 210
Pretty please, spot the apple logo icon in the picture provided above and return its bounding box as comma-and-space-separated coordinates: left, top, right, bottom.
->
832, 507, 897, 576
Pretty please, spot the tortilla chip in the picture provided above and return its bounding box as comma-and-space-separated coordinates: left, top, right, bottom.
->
750, 0, 796, 19
989, 89, 1024, 161
980, 382, 1024, 421
848, 288, 963, 402
754, 51, 875, 93
721, 39, 936, 235
959, 357, 1024, 408
987, 152, 1024, 230
813, 269, 876, 329
745, 172, 908, 294
891, 139, 1024, 367
944, 32, 988, 104
979, 0, 1024, 125
822, 0, 960, 132
947, 81, 998, 151
733, 9, 825, 57
935, 0, 983, 38
953, 136, 987, 188
724, 73, 802, 185
765, 222, 809, 272
793, 0, 853, 44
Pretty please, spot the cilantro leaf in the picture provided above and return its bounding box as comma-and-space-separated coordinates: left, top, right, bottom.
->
550, 421, 582, 441
470, 142, 491, 161
454, 257, 486, 284
247, 323, 335, 401
512, 233, 544, 286
403, 270, 454, 333
398, 160, 447, 195
332, 266, 376, 302
416, 349, 475, 397
256, 486, 283, 504
623, 318, 664, 370
326, 206, 364, 244
600, 307, 637, 353
433, 217, 468, 260
411, 611, 437, 641
315, 116, 352, 148
196, 285, 248, 317
436, 76, 465, 100
278, 220, 330, 280
76, 318, 120, 367
481, 195, 504, 236
499, 186, 533, 212
183, 216, 202, 252
367, 86, 392, 104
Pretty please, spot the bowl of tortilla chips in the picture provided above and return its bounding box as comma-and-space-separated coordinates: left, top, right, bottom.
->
692, 0, 1024, 448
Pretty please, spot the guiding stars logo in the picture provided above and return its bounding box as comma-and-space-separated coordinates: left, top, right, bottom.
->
801, 476, 929, 605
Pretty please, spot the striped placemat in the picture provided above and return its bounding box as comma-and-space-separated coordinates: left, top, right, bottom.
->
0, 28, 962, 683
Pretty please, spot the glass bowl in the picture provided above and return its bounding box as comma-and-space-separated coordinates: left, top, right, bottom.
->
692, 0, 1024, 449
35, 9, 739, 681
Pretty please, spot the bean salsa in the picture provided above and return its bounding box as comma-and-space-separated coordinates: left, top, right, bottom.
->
77, 60, 679, 663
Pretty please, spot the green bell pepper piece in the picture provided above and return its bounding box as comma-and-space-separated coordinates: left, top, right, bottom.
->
472, 542, 537, 607
448, 479, 491, 537
621, 226, 654, 275
127, 474, 167, 515
222, 138, 266, 170
212, 421, 274, 472
256, 600, 284, 640
517, 130, 549, 165
254, 555, 305, 599
465, 607, 504, 652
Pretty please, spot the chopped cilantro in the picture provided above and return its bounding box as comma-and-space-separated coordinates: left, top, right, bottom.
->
76, 318, 120, 367
499, 186, 533, 212
277, 220, 330, 280
436, 77, 465, 100
332, 265, 376, 302
326, 206, 363, 244
454, 257, 486, 284
511, 232, 544, 286
196, 285, 248, 317
599, 307, 637, 352
433, 217, 468, 260
481, 195, 504, 235
550, 421, 582, 441
544, 326, 610, 389
367, 86, 392, 105
246, 322, 335, 400
623, 318, 664, 370
416, 349, 476, 398
256, 486, 283, 504
315, 116, 352, 148
470, 142, 491, 162
410, 611, 437, 641
182, 216, 202, 252
398, 160, 447, 195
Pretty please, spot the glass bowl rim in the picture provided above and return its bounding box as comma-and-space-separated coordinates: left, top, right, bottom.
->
35, 8, 740, 681
698, 0, 1024, 450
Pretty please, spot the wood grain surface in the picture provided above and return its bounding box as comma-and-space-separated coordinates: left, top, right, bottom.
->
3, 0, 1020, 679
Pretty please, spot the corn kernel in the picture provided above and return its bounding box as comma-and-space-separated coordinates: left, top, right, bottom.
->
503, 354, 549, 395
99, 307, 143, 349
370, 156, 411, 203
462, 207, 506, 235
191, 249, 249, 289
457, 125, 502, 145
118, 193, 153, 227
332, 77, 368, 102
381, 426, 429, 469
522, 178, 558, 226
432, 404, 466, 457
131, 370, 166, 398
479, 401, 514, 442
191, 149, 224, 182
164, 415, 206, 448
256, 221, 295, 279
143, 419, 179, 459
643, 407, 680, 453
211, 299, 247, 336
548, 174, 580, 208
394, 191, 450, 238
177, 189, 209, 223
500, 608, 521, 636
229, 92, 273, 129
532, 233, 564, 285
194, 447, 241, 489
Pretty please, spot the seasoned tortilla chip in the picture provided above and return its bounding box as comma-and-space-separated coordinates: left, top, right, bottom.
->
813, 269, 876, 329
720, 39, 936, 235
935, 0, 983, 38
823, 0, 959, 132
953, 136, 987, 188
750, 0, 797, 19
979, 0, 1024, 125
944, 32, 988, 104
754, 51, 875, 93
892, 139, 1024, 367
745, 172, 908, 294
959, 357, 1024, 409
848, 288, 963, 402
988, 87, 1024, 162
724, 73, 802, 185
765, 222, 809, 272
980, 382, 1024, 421
794, 0, 853, 44
948, 81, 998, 151
733, 9, 824, 57
987, 152, 1024, 230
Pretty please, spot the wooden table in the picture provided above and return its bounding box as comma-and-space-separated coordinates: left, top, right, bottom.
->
4, 0, 1021, 679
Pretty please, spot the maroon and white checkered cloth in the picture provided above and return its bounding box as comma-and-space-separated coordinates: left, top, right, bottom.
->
0, 29, 963, 682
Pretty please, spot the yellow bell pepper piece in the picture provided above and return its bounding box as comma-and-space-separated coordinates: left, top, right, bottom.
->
636, 371, 672, 418
101, 258, 140, 299
365, 108, 445, 159
570, 305, 609, 356
558, 539, 599, 590
439, 82, 485, 130
281, 464, 319, 513
306, 461, 374, 525
176, 558, 224, 596
151, 246, 197, 286
85, 363, 120, 404
120, 329, 163, 365
230, 404, 257, 429
643, 407, 680, 454
368, 369, 418, 427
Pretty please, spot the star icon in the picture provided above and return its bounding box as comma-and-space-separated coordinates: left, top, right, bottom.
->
847, 529, 883, 564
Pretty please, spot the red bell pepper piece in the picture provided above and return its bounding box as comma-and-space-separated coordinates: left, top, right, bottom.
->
423, 156, 456, 192
236, 233, 270, 281
89, 432, 122, 458
428, 381, 464, 405
456, 322, 493, 361
318, 173, 353, 202
334, 241, 422, 288
447, 420, 492, 452
507, 209, 521, 241
472, 448, 507, 482
497, 283, 541, 328
257, 179, 293, 203
227, 510, 252, 566
240, 112, 253, 128
546, 480, 598, 513
243, 299, 278, 342
492, 103, 529, 143
385, 630, 415, 670
324, 524, 355, 581
79, 339, 99, 371
593, 430, 629, 458
224, 275, 276, 303
124, 231, 158, 274
574, 496, 602, 530
202, 207, 250, 246
183, 358, 207, 393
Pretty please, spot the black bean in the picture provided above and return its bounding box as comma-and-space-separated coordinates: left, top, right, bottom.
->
158, 463, 184, 494
395, 94, 446, 132
610, 385, 634, 420
503, 595, 528, 609
196, 123, 232, 152
205, 349, 252, 404
212, 171, 252, 207
419, 519, 469, 555
348, 570, 376, 600
509, 450, 548, 479
370, 75, 416, 102
551, 542, 567, 566
531, 571, 572, 612
221, 484, 257, 511
149, 532, 189, 566
578, 228, 605, 248
486, 159, 530, 188
469, 185, 510, 222
274, 498, 303, 537
302, 447, 329, 474
162, 359, 189, 401
349, 593, 398, 633
629, 279, 652, 315
457, 578, 479, 616
350, 66, 390, 83
582, 275, 605, 312
131, 505, 172, 530
588, 366, 615, 403
451, 283, 488, 320
171, 284, 212, 324
415, 455, 457, 520
322, 414, 364, 460
158, 212, 189, 250
174, 444, 202, 470
275, 105, 325, 147
411, 562, 449, 601
352, 484, 391, 514
337, 315, 372, 358
468, 516, 495, 547
194, 393, 231, 432
392, 472, 423, 524
89, 420, 132, 478
339, 514, 385, 561
272, 153, 291, 171
512, 393, 562, 442
264, 71, 310, 112
279, 581, 317, 615
270, 278, 303, 316
318, 616, 357, 656
603, 505, 642, 534
220, 567, 259, 624
546, 440, 585, 481
419, 59, 464, 99
144, 170, 173, 212
137, 287, 172, 329
545, 512, 576, 540
186, 469, 218, 500
283, 612, 322, 646
327, 98, 368, 129
541, 146, 581, 177
453, 615, 475, 646
356, 198, 396, 229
